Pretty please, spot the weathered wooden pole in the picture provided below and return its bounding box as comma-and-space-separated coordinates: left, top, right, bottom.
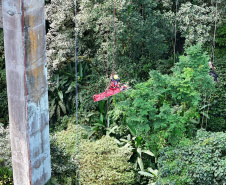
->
0, 0, 3, 28
2, 0, 51, 185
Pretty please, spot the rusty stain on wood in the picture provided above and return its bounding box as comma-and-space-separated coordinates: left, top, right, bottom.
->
26, 14, 45, 97
28, 15, 38, 61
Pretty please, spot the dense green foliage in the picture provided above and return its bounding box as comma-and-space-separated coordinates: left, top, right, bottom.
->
0, 166, 13, 185
113, 44, 214, 155
215, 25, 226, 57
51, 116, 135, 184
50, 134, 76, 184
157, 130, 226, 185
0, 29, 8, 126
0, 126, 11, 169
46, 0, 174, 115
207, 21, 226, 132
45, 0, 226, 128
0, 126, 13, 185
0, 0, 225, 184
79, 136, 134, 184
207, 56, 226, 132
48, 63, 78, 123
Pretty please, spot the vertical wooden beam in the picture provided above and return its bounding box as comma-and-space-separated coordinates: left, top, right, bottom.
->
2, 0, 51, 184
0, 0, 3, 28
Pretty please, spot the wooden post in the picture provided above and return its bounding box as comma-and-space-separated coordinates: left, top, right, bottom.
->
2, 0, 51, 184
0, 0, 3, 28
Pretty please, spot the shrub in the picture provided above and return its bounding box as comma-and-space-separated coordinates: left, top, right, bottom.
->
157, 129, 226, 185
79, 136, 134, 184
50, 116, 84, 184
53, 117, 135, 185
50, 135, 76, 185
0, 126, 11, 168
0, 125, 13, 185
114, 44, 214, 156
0, 166, 13, 185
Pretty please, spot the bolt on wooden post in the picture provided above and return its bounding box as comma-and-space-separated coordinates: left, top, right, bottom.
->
2, 0, 51, 184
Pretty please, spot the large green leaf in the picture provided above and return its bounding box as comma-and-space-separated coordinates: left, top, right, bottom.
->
107, 126, 118, 135
200, 112, 210, 119
126, 122, 136, 136
58, 101, 66, 114
56, 105, 61, 118
137, 147, 142, 158
93, 118, 105, 126
135, 136, 143, 148
147, 168, 158, 177
138, 171, 154, 177
58, 91, 64, 102
199, 104, 210, 110
49, 105, 56, 119
137, 157, 144, 171
98, 101, 106, 114
60, 77, 68, 87
100, 113, 104, 123
66, 81, 76, 94
190, 119, 199, 124
94, 123, 106, 128
56, 74, 59, 89
142, 150, 155, 157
